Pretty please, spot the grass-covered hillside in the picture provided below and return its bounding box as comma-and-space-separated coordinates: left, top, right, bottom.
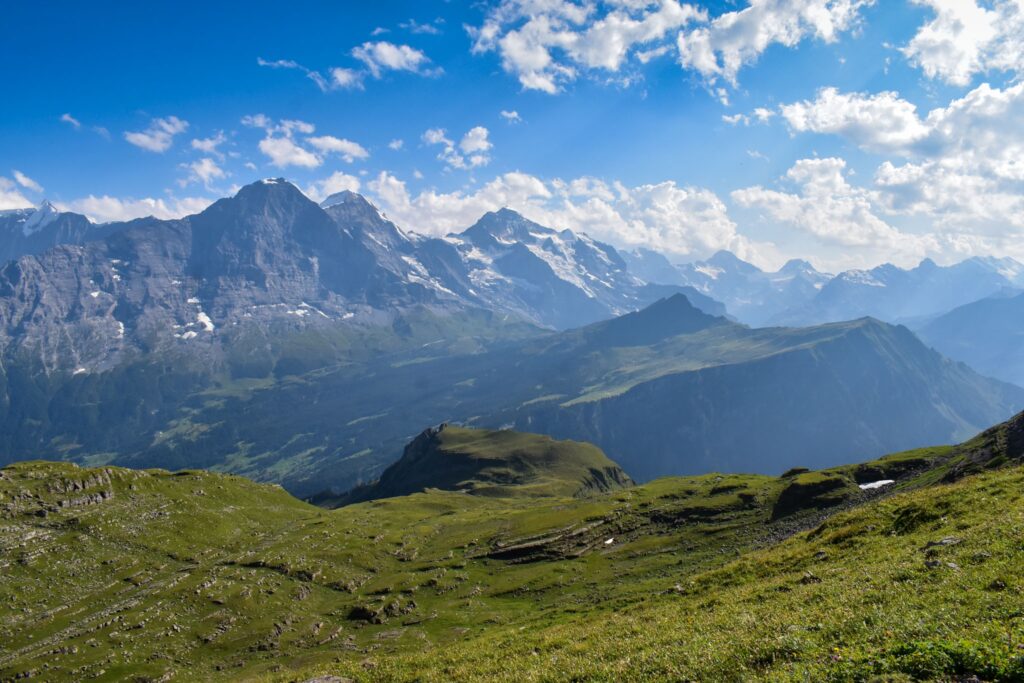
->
325, 424, 633, 505
1, 419, 1023, 681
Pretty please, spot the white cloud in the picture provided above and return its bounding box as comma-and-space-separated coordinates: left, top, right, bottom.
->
470, 1, 872, 94
307, 136, 370, 163
191, 131, 228, 159
731, 157, 940, 270
330, 67, 364, 89
304, 171, 362, 203
60, 113, 81, 129
388, 139, 405, 150
722, 113, 750, 125
58, 195, 213, 223
459, 126, 492, 155
423, 126, 493, 169
259, 136, 322, 168
500, 109, 523, 123
259, 56, 365, 91
367, 169, 755, 260
400, 18, 444, 35
781, 87, 931, 153
677, 0, 874, 86
470, 0, 705, 93
781, 82, 1024, 234
12, 170, 43, 194
352, 41, 436, 78
243, 115, 369, 168
0, 177, 33, 210
257, 57, 301, 69
902, 0, 1023, 86
124, 116, 189, 153
183, 158, 227, 188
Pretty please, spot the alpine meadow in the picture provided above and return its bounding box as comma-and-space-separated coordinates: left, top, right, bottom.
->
2, 1, 1024, 681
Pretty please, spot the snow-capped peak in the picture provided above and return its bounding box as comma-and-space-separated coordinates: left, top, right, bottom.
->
22, 200, 60, 237
319, 190, 364, 209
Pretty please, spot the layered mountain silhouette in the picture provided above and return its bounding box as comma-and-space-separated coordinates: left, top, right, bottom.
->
915, 288, 1024, 387
0, 180, 1020, 497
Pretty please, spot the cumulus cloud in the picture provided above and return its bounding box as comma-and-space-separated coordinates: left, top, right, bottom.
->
242, 115, 369, 169
0, 177, 33, 210
329, 67, 364, 89
352, 41, 438, 78
367, 169, 755, 260
258, 136, 321, 168
732, 158, 923, 250
123, 116, 189, 153
902, 0, 1024, 86
500, 109, 523, 123
12, 170, 43, 194
469, 0, 705, 93
307, 136, 370, 163
388, 139, 404, 150
303, 171, 362, 203
469, 1, 873, 94
781, 87, 931, 153
182, 158, 227, 188
780, 82, 1024, 234
422, 126, 493, 169
57, 195, 213, 223
191, 131, 228, 159
677, 0, 873, 86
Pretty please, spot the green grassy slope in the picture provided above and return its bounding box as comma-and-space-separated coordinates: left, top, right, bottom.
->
326, 425, 633, 505
1, 417, 1022, 681
340, 453, 1024, 682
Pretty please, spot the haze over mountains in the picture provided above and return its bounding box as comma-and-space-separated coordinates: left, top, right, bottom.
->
0, 178, 1021, 497
627, 246, 1024, 328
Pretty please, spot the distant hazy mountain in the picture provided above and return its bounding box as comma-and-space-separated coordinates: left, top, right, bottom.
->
916, 288, 1024, 387
777, 257, 1024, 326
667, 250, 831, 325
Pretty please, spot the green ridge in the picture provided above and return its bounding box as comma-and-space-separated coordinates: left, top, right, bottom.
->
0, 416, 1022, 681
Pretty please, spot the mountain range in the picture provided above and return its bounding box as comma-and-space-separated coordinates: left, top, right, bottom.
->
629, 247, 1024, 331
0, 179, 1022, 497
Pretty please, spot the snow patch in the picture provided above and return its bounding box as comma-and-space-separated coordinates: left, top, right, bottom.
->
22, 201, 60, 237
858, 479, 895, 490
196, 311, 215, 332
694, 264, 723, 280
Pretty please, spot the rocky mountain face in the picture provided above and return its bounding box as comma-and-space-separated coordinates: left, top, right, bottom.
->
0, 181, 725, 377
775, 256, 1024, 327
0, 202, 121, 265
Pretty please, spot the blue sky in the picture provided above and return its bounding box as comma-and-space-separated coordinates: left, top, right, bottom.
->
2, 0, 1023, 271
